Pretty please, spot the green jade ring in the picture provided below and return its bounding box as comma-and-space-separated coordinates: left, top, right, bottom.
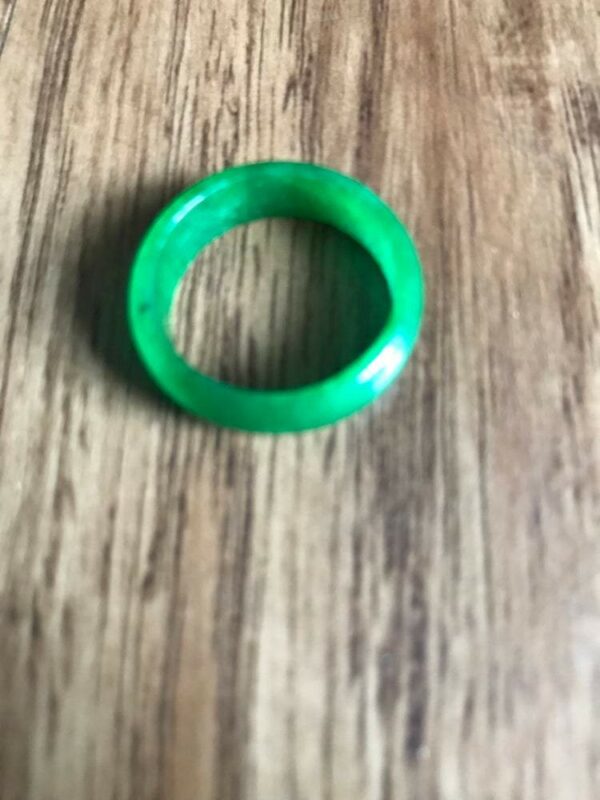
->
128, 162, 425, 433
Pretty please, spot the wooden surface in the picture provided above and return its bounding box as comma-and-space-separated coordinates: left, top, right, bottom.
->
1, 1, 599, 798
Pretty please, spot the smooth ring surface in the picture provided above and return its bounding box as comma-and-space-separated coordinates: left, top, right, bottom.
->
127, 161, 425, 432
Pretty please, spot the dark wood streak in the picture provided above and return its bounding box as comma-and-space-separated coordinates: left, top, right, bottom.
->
0, 0, 17, 57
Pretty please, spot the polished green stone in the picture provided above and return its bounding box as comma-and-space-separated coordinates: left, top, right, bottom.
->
128, 161, 425, 432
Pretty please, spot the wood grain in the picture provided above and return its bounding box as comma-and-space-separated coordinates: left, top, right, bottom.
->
1, 1, 599, 799
0, 1, 16, 56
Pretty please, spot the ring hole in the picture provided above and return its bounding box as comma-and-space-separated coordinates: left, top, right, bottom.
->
171, 218, 391, 390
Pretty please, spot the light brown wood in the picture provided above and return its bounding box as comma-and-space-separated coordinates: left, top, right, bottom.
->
1, 1, 599, 799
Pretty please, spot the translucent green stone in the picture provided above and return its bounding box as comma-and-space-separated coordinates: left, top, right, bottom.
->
128, 162, 425, 432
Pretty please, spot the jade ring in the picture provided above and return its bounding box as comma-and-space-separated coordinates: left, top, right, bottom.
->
128, 161, 424, 432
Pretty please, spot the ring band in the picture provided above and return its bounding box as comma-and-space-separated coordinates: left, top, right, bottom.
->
128, 161, 425, 432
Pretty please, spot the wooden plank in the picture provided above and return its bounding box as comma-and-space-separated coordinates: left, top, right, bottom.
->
0, 1, 599, 799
